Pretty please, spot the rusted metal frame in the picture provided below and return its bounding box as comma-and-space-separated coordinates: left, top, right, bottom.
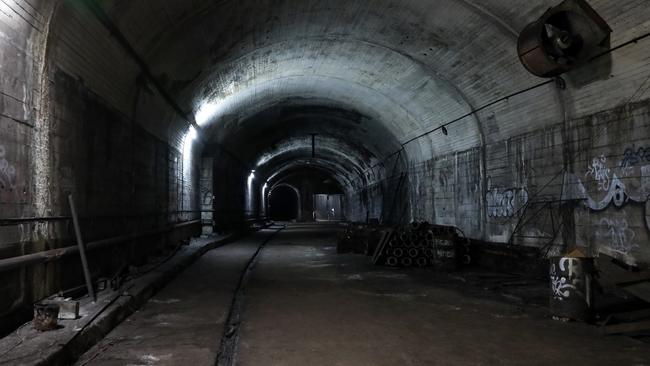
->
508, 201, 553, 244
0, 220, 200, 273
507, 169, 572, 246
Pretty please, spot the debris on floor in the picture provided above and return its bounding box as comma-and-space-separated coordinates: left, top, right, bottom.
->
594, 254, 650, 340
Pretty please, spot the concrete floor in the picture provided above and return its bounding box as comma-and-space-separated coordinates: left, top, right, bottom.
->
77, 224, 649, 365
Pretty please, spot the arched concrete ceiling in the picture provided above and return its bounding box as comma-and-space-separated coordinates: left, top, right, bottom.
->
254, 139, 374, 191
268, 166, 345, 194
96, 0, 564, 179
209, 97, 396, 163
267, 158, 354, 190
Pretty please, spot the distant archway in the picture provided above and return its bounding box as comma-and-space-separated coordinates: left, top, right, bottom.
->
269, 184, 301, 221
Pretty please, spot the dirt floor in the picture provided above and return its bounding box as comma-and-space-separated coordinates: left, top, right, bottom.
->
76, 223, 650, 366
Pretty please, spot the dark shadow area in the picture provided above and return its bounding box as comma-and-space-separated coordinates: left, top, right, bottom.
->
269, 186, 299, 221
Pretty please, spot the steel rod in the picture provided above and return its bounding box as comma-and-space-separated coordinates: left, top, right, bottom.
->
0, 210, 212, 226
0, 219, 200, 273
68, 195, 96, 302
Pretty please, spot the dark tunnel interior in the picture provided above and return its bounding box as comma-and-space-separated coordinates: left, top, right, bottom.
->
268, 186, 299, 221
1, 0, 650, 364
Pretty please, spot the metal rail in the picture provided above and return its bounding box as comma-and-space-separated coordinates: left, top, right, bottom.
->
0, 220, 200, 273
0, 211, 214, 226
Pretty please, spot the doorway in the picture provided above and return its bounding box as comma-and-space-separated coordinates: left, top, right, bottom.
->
313, 194, 343, 221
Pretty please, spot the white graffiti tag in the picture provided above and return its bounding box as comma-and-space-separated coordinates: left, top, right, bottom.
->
551, 276, 577, 299
0, 145, 17, 191
597, 218, 638, 255
559, 257, 581, 277
585, 155, 611, 191
486, 188, 529, 218
549, 263, 577, 300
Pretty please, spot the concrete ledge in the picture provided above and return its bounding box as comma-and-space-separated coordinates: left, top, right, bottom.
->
0, 232, 248, 366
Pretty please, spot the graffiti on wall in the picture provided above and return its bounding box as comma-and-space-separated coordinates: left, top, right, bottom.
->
202, 191, 213, 206
585, 155, 611, 191
575, 155, 649, 212
596, 217, 638, 256
579, 174, 627, 211
620, 146, 650, 168
550, 258, 580, 300
567, 153, 650, 262
486, 178, 529, 218
0, 145, 17, 191
438, 161, 452, 188
58, 166, 74, 190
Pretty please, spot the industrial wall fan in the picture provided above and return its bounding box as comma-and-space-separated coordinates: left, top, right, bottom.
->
517, 0, 612, 78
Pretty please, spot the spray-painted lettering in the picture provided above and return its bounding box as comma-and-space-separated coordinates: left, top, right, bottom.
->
549, 262, 577, 300
620, 146, 650, 168
0, 145, 17, 191
585, 155, 610, 191
596, 217, 638, 256
486, 187, 529, 218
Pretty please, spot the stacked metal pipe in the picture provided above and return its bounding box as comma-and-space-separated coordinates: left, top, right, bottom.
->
379, 222, 465, 270
338, 224, 376, 254
338, 222, 471, 271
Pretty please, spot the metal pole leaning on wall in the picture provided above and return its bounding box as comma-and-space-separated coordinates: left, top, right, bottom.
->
68, 195, 96, 303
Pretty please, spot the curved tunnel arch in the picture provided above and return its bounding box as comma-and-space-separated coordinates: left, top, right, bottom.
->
268, 183, 302, 221
41, 0, 635, 226
3, 0, 650, 324
0, 0, 650, 334
122, 0, 564, 148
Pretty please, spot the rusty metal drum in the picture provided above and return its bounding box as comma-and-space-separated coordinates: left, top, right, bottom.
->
33, 303, 60, 331
549, 256, 594, 321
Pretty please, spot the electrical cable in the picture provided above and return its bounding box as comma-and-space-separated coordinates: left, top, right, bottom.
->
355, 30, 650, 185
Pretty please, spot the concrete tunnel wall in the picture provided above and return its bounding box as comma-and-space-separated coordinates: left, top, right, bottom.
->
1, 0, 650, 330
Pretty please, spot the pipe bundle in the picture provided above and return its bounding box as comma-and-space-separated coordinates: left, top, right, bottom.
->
337, 221, 471, 271
374, 222, 471, 270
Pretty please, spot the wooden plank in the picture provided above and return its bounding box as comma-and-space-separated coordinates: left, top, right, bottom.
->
372, 228, 393, 265
612, 308, 650, 322
604, 320, 650, 335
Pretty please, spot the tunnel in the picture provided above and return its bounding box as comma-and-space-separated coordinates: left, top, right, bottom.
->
1, 0, 650, 364
268, 185, 299, 221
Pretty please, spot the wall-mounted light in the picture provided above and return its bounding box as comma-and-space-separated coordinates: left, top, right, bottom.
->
182, 126, 198, 165
195, 102, 220, 126
246, 170, 256, 214
441, 126, 448, 136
